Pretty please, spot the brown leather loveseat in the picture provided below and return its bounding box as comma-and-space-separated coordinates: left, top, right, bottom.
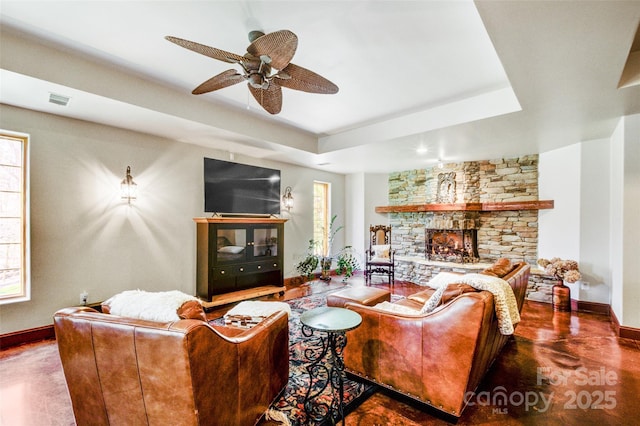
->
54, 306, 289, 425
342, 260, 530, 418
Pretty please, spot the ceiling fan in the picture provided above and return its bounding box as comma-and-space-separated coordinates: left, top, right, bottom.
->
165, 30, 339, 114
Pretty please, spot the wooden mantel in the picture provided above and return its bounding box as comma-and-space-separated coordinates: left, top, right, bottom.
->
375, 200, 554, 214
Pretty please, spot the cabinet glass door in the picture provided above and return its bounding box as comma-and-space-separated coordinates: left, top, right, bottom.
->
253, 227, 278, 258
215, 228, 247, 263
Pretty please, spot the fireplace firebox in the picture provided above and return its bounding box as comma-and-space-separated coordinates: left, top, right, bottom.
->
426, 229, 479, 263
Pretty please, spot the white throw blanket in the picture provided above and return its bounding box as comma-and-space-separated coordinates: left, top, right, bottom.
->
427, 272, 521, 335
107, 289, 199, 322
225, 301, 291, 318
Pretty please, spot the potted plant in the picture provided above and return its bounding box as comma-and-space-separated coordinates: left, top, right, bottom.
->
336, 245, 360, 282
319, 214, 343, 280
295, 239, 320, 280
294, 215, 360, 281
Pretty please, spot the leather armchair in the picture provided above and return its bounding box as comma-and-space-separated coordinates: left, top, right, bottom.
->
343, 261, 530, 418
54, 307, 289, 426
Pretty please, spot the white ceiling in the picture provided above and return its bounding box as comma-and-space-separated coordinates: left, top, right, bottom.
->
1, 1, 639, 174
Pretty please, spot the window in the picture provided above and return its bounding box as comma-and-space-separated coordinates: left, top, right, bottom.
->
313, 181, 329, 256
0, 132, 30, 304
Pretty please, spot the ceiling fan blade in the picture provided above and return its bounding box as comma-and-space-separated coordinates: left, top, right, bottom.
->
248, 83, 282, 115
192, 69, 245, 95
246, 30, 297, 70
165, 36, 245, 64
277, 63, 339, 94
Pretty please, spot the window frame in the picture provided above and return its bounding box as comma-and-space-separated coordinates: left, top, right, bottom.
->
0, 131, 30, 305
313, 181, 330, 257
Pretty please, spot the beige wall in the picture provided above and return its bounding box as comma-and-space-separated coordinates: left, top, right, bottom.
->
0, 104, 345, 334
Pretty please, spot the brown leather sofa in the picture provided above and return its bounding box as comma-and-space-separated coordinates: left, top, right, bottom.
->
54, 307, 289, 426
342, 261, 530, 418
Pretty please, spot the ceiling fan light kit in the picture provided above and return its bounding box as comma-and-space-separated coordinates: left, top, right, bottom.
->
166, 30, 338, 114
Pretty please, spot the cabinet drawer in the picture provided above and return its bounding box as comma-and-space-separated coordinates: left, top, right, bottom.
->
235, 261, 280, 274
212, 267, 236, 279
254, 260, 280, 273
213, 260, 280, 278
256, 260, 280, 272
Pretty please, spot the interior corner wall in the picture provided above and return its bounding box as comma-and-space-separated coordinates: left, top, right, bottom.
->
609, 114, 640, 328
0, 104, 345, 334
609, 119, 624, 320
345, 172, 388, 264
597, 112, 639, 327
364, 173, 389, 222
345, 173, 365, 258
364, 173, 389, 245
538, 144, 582, 263
621, 114, 640, 327
577, 138, 611, 304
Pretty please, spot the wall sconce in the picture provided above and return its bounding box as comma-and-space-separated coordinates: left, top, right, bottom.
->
120, 166, 137, 204
282, 186, 294, 211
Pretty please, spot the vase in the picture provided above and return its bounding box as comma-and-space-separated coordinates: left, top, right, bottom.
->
552, 281, 571, 312
320, 257, 332, 281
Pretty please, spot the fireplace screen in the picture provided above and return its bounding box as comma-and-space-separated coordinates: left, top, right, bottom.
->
426, 229, 479, 263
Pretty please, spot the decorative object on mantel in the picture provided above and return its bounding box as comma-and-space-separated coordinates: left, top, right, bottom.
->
436, 172, 456, 203
538, 258, 582, 312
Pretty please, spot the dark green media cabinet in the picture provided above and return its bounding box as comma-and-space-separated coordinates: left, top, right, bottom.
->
194, 217, 287, 304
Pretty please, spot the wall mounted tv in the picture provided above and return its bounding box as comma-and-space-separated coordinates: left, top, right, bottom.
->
204, 157, 281, 216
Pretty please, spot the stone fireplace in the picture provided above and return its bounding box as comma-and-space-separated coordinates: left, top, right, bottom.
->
425, 211, 480, 263
426, 228, 479, 263
384, 155, 543, 284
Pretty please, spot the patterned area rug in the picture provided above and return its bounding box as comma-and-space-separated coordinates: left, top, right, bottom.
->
211, 290, 391, 425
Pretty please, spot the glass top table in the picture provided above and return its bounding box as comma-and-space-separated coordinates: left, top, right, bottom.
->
299, 306, 363, 425
300, 306, 362, 333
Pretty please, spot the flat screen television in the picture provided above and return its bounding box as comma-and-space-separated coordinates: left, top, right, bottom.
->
204, 157, 281, 215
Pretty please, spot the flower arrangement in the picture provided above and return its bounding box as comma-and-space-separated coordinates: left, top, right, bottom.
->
537, 258, 582, 283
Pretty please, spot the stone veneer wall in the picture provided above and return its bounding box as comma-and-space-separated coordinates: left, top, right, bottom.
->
389, 155, 539, 264
526, 271, 559, 303
387, 155, 554, 302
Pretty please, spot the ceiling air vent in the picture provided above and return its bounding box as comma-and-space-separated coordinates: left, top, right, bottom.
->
49, 93, 70, 106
